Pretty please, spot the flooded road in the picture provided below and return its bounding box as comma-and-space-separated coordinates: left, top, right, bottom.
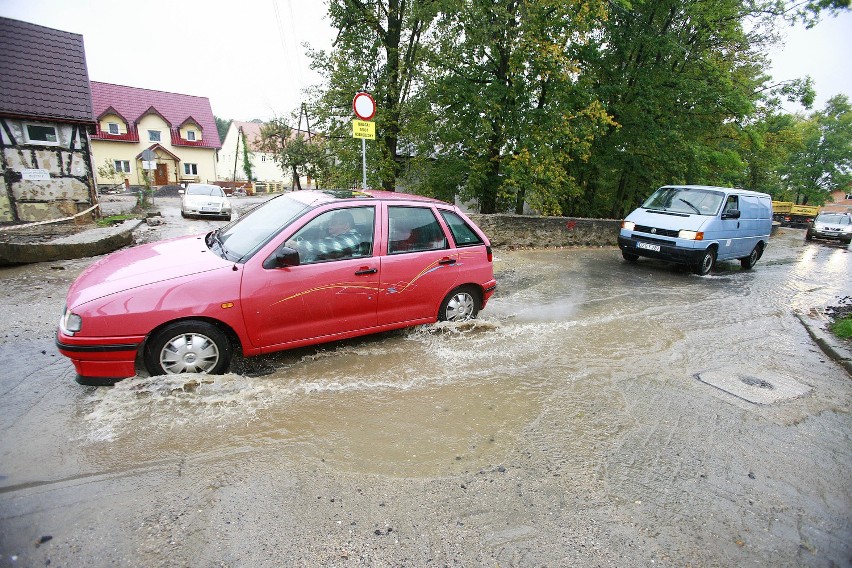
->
1, 223, 850, 567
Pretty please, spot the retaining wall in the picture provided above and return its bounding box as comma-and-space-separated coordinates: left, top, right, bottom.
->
468, 214, 621, 248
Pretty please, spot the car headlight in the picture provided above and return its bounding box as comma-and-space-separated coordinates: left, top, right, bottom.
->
622, 221, 635, 231
678, 230, 704, 240
60, 308, 82, 334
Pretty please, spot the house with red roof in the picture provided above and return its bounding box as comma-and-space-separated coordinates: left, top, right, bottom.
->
0, 17, 98, 224
89, 82, 221, 188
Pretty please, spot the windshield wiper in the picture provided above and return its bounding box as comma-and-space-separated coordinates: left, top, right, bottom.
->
678, 198, 701, 214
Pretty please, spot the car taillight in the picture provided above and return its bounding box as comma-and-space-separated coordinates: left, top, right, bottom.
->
486, 245, 493, 262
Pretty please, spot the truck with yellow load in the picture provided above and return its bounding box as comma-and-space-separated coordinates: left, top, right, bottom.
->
771, 201, 820, 227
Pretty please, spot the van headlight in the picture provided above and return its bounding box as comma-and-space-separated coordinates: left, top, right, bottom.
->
60, 308, 82, 334
679, 230, 704, 240
622, 221, 635, 231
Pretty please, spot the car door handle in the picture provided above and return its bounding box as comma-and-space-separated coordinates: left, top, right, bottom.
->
355, 267, 378, 275
438, 258, 456, 265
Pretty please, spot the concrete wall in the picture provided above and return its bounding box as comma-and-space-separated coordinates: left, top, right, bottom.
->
468, 213, 621, 248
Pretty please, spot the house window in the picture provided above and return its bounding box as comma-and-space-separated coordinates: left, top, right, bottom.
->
24, 123, 58, 144
184, 163, 198, 175
114, 160, 131, 173
845, 193, 852, 201
148, 130, 161, 142
108, 123, 120, 135
261, 155, 266, 162
187, 130, 196, 141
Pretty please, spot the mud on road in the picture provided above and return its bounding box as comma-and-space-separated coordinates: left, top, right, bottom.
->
0, 204, 850, 567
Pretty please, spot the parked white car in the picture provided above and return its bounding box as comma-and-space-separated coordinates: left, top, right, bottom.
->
180, 183, 232, 221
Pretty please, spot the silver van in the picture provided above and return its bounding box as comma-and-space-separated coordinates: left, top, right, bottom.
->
618, 185, 772, 275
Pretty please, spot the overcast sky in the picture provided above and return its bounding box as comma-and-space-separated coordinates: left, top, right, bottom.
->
1, 0, 850, 121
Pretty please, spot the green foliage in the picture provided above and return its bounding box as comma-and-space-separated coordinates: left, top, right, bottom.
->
831, 316, 852, 339
306, 0, 438, 190
305, 0, 850, 215
215, 117, 232, 143
241, 131, 254, 182
781, 95, 852, 205
97, 214, 137, 227
96, 158, 121, 187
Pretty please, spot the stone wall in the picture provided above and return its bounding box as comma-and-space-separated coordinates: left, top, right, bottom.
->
468, 213, 621, 248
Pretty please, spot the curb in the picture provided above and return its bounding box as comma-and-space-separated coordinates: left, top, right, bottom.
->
0, 219, 143, 265
795, 311, 852, 376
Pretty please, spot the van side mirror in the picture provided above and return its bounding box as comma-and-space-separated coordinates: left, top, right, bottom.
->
262, 246, 300, 269
722, 209, 741, 219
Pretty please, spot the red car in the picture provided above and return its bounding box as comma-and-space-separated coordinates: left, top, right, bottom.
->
57, 189, 497, 385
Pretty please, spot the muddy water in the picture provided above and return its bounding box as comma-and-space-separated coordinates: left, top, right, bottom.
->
45, 227, 850, 483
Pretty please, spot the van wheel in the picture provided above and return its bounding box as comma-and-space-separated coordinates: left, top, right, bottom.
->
439, 286, 480, 322
692, 248, 716, 275
622, 251, 639, 262
145, 321, 232, 376
740, 243, 763, 270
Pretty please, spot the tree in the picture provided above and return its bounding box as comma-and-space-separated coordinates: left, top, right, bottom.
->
307, 0, 438, 190
256, 118, 327, 190
405, 0, 612, 214
241, 130, 254, 182
566, 0, 803, 218
782, 95, 852, 204
215, 116, 232, 143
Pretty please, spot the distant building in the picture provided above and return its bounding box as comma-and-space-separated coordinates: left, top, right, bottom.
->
0, 17, 97, 224
89, 82, 221, 189
219, 120, 318, 191
822, 188, 852, 213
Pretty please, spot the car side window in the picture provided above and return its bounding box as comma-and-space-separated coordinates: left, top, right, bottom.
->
387, 206, 448, 254
286, 206, 375, 264
724, 195, 738, 213
440, 211, 484, 247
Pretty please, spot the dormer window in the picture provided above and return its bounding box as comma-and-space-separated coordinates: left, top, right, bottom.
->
187, 130, 196, 141
108, 122, 120, 135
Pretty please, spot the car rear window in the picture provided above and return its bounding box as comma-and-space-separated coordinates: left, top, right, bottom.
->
440, 211, 483, 247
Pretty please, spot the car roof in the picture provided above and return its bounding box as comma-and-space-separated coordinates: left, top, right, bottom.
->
285, 189, 450, 207
660, 185, 771, 198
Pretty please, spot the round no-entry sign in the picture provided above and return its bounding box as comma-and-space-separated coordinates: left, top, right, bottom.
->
352, 92, 376, 121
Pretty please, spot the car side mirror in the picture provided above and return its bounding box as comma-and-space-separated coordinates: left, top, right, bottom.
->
722, 209, 741, 219
262, 246, 300, 269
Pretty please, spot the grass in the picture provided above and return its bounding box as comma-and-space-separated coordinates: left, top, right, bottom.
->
831, 316, 852, 340
97, 214, 137, 227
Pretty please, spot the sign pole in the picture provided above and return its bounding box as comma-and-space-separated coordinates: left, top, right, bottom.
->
362, 138, 367, 190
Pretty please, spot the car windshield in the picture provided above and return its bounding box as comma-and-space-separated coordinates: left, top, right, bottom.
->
187, 185, 223, 197
641, 187, 724, 216
209, 194, 312, 262
816, 214, 850, 225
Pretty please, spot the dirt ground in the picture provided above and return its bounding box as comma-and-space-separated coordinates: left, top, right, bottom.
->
0, 197, 850, 567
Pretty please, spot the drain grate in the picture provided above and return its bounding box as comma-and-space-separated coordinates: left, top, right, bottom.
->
695, 369, 811, 405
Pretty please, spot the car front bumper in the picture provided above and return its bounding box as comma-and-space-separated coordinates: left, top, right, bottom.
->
810, 228, 852, 241
56, 331, 143, 381
618, 235, 707, 265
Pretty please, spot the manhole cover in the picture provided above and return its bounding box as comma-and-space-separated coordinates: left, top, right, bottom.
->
695, 369, 811, 405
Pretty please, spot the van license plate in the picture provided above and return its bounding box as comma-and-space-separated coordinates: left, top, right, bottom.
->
637, 242, 661, 252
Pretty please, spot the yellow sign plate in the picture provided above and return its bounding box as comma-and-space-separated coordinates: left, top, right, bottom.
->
352, 120, 375, 140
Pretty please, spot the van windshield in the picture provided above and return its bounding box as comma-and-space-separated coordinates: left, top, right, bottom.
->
642, 187, 724, 216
